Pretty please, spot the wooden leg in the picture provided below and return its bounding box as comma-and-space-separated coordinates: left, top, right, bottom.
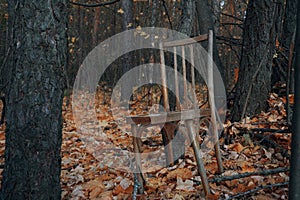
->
185, 119, 211, 196
211, 118, 223, 174
214, 141, 223, 174
132, 125, 144, 194
162, 123, 175, 166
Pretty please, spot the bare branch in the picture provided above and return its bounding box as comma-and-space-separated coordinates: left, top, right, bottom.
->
221, 12, 244, 22
160, 0, 173, 29
192, 167, 289, 184
227, 182, 289, 199
68, 0, 120, 7
210, 167, 289, 183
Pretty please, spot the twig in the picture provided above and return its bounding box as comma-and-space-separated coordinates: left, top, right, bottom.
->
220, 22, 243, 29
68, 0, 120, 7
251, 128, 291, 134
0, 47, 11, 72
210, 167, 289, 183
226, 182, 289, 200
250, 131, 290, 158
240, 50, 269, 121
221, 12, 244, 22
160, 0, 173, 30
216, 36, 242, 46
192, 167, 289, 185
235, 127, 290, 158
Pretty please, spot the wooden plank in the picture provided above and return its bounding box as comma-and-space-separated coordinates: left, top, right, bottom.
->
207, 30, 224, 173
163, 34, 208, 48
126, 109, 211, 125
159, 42, 170, 111
182, 46, 188, 106
173, 47, 180, 110
189, 45, 197, 109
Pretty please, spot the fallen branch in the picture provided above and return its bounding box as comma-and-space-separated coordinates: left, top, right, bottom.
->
210, 167, 289, 183
192, 167, 289, 184
240, 50, 269, 121
251, 128, 291, 134
235, 127, 290, 158
226, 181, 289, 200
250, 131, 290, 158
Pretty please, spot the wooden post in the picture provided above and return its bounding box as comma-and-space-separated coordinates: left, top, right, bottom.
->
207, 30, 223, 173
173, 47, 180, 110
182, 46, 188, 106
185, 119, 211, 196
159, 42, 170, 111
132, 125, 144, 194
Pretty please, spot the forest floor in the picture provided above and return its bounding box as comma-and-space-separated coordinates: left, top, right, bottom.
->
0, 84, 292, 199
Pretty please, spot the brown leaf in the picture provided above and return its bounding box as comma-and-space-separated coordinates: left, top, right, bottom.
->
167, 168, 193, 180
228, 143, 244, 153
175, 177, 195, 191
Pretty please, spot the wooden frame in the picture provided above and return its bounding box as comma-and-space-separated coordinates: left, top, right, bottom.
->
126, 30, 223, 196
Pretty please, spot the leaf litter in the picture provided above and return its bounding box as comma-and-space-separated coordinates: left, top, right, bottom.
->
0, 85, 292, 199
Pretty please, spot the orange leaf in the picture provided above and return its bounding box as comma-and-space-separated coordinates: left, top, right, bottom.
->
229, 143, 244, 153
167, 168, 193, 180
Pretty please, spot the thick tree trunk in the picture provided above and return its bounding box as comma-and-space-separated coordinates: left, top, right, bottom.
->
92, 7, 101, 47
0, 0, 67, 199
177, 0, 195, 36
120, 0, 133, 99
231, 0, 278, 121
282, 0, 297, 50
211, 0, 221, 35
196, 0, 224, 79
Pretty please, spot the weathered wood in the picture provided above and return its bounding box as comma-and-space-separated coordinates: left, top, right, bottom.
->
132, 125, 144, 194
185, 119, 211, 196
159, 42, 170, 111
126, 109, 211, 125
128, 31, 222, 197
207, 30, 223, 173
174, 47, 180, 110
182, 46, 188, 106
163, 34, 208, 48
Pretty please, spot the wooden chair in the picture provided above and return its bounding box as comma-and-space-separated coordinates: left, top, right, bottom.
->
126, 30, 223, 196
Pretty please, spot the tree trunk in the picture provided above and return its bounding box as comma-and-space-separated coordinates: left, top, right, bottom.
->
211, 0, 221, 35
0, 0, 67, 199
282, 0, 297, 50
177, 0, 195, 36
120, 0, 133, 99
289, 0, 300, 197
195, 0, 224, 79
92, 7, 101, 47
282, 0, 297, 93
231, 0, 278, 121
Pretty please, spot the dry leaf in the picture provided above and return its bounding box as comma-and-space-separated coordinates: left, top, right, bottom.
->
167, 168, 193, 180
176, 177, 195, 191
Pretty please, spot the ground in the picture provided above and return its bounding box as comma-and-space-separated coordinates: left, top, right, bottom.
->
0, 85, 291, 199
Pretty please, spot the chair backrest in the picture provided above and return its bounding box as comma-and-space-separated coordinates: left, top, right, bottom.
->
159, 30, 214, 113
